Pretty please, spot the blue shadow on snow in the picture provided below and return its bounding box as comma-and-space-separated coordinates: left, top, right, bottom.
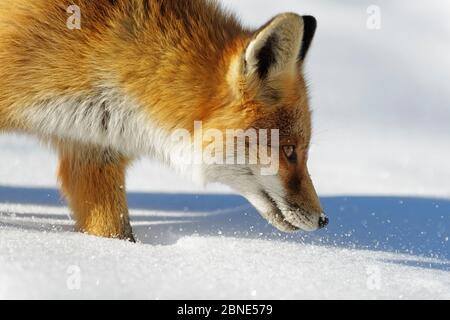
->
0, 185, 448, 269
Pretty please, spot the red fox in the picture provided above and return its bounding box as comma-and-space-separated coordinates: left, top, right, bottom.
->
0, 0, 327, 241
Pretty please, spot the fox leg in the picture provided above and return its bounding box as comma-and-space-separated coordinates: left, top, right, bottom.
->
57, 143, 135, 242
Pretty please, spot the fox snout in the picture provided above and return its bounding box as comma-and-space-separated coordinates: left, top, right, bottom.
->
240, 186, 328, 233
218, 163, 328, 234
280, 202, 329, 232
279, 170, 328, 232
272, 200, 328, 233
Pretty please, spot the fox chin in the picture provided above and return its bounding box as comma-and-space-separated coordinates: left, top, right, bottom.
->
0, 0, 328, 241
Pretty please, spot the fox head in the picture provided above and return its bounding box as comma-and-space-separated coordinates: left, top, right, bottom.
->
204, 13, 327, 232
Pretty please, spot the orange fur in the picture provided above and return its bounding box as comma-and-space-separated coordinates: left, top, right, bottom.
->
57, 142, 134, 241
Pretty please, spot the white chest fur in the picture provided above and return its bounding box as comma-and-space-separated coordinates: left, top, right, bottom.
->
19, 87, 203, 182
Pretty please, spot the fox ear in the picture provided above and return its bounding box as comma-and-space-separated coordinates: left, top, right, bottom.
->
244, 14, 317, 79
299, 16, 317, 61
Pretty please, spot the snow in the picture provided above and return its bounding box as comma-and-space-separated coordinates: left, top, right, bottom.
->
0, 1, 449, 299
1, 230, 449, 300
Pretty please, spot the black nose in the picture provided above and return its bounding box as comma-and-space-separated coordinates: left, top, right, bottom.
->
318, 215, 329, 229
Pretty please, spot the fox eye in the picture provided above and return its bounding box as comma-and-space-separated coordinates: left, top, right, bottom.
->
283, 145, 296, 162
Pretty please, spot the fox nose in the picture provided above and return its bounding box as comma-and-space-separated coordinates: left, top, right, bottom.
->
318, 214, 329, 229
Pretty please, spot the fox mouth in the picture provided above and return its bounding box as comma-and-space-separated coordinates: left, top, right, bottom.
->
258, 190, 320, 232
205, 166, 324, 232
260, 191, 300, 232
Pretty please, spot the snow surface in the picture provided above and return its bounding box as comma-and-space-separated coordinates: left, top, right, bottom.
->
0, 0, 449, 299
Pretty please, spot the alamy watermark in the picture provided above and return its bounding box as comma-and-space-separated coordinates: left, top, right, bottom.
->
66, 5, 81, 30
366, 265, 381, 291
66, 265, 81, 290
171, 121, 280, 176
367, 5, 382, 30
